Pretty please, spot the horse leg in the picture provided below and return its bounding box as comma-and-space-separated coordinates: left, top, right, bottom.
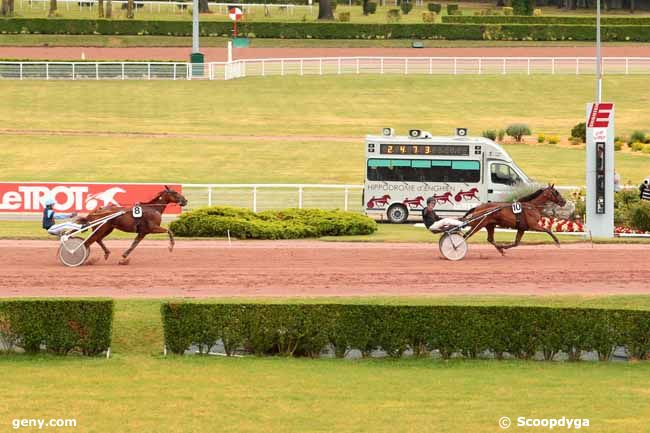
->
539, 227, 561, 247
500, 229, 525, 251
119, 233, 146, 265
95, 227, 114, 260
485, 224, 506, 256
148, 225, 174, 252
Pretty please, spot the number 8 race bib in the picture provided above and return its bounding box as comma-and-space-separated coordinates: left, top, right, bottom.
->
132, 204, 143, 218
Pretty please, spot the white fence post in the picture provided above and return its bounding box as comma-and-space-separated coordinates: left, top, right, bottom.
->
356, 58, 360, 74
72, 63, 75, 80
527, 58, 530, 75
502, 58, 506, 75
262, 60, 266, 77
453, 58, 457, 75
478, 58, 482, 75
298, 186, 303, 209
19, 63, 23, 80
300, 58, 303, 76
46, 63, 49, 80
338, 58, 341, 75
208, 186, 212, 207
344, 187, 349, 211
173, 63, 177, 80
429, 57, 433, 75
319, 58, 322, 75
625, 57, 629, 75
252, 186, 257, 213
552, 58, 555, 75
122, 62, 125, 80
576, 58, 579, 75
148, 63, 151, 80
281, 59, 284, 76
405, 58, 408, 75
96, 63, 99, 80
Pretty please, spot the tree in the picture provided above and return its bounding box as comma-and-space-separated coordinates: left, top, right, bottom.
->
48, 0, 57, 17
98, 0, 104, 17
362, 0, 369, 15
318, 0, 334, 20
126, 0, 134, 19
1, 0, 10, 16
105, 0, 112, 18
199, 0, 209, 13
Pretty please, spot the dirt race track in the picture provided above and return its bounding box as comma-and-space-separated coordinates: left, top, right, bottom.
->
1, 240, 648, 298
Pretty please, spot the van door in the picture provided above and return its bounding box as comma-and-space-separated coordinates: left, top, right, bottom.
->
487, 161, 523, 202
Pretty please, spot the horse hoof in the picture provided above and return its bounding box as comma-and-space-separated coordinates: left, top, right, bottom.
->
104, 253, 110, 261
168, 245, 174, 253
118, 258, 130, 266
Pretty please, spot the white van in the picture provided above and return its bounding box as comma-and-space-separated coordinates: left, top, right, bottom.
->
363, 128, 533, 223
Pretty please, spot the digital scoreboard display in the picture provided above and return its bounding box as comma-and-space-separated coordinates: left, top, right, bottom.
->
379, 144, 470, 156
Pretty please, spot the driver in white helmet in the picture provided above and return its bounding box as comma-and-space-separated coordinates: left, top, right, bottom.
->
422, 196, 464, 232
42, 197, 80, 236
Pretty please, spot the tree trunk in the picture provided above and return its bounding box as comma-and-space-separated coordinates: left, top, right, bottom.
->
98, 0, 104, 17
127, 0, 134, 19
199, 0, 209, 13
105, 0, 112, 18
9, 0, 14, 14
362, 0, 369, 15
630, 0, 635, 13
1, 0, 9, 16
317, 0, 334, 20
48, 0, 57, 17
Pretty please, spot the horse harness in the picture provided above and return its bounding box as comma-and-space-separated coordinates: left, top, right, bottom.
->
511, 201, 528, 231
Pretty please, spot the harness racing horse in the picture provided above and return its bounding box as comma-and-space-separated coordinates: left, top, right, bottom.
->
76, 186, 188, 265
462, 185, 566, 255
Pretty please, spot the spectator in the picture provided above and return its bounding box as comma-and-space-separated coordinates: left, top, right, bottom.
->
640, 178, 650, 201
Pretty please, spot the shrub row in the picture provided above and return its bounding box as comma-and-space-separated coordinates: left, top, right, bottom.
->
3, 19, 650, 41
169, 206, 377, 239
442, 15, 650, 25
161, 303, 650, 360
0, 300, 113, 356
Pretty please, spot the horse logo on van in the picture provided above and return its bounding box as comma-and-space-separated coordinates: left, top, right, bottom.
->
454, 188, 479, 202
402, 196, 424, 209
431, 192, 454, 205
366, 195, 391, 209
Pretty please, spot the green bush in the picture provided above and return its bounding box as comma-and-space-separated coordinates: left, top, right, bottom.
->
400, 1, 413, 15
547, 135, 560, 144
338, 11, 350, 22
614, 141, 623, 151
482, 129, 497, 140
427, 2, 441, 13
615, 189, 641, 227
422, 11, 436, 23
571, 122, 586, 143
446, 4, 458, 15
0, 300, 113, 356
537, 133, 545, 143
2, 19, 650, 41
629, 201, 650, 232
630, 130, 646, 144
497, 129, 505, 141
365, 1, 377, 14
169, 206, 377, 239
161, 302, 650, 361
631, 141, 645, 152
505, 123, 531, 142
643, 145, 650, 154
386, 8, 401, 23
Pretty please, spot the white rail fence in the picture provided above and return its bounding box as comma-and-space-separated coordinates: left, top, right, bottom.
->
3, 57, 650, 80
181, 184, 364, 213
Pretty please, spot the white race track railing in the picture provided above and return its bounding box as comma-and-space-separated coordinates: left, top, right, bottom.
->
181, 183, 364, 213
3, 57, 650, 80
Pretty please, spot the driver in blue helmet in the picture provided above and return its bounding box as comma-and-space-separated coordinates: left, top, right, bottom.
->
42, 197, 80, 236
422, 196, 464, 232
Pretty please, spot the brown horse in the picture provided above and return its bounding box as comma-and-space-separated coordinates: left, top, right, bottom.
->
462, 185, 566, 255
76, 186, 188, 265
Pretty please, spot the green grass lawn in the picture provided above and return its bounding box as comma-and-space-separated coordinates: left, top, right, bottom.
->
1, 76, 649, 185
3, 298, 650, 433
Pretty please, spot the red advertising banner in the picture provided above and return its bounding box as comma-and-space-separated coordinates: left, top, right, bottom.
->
0, 182, 183, 214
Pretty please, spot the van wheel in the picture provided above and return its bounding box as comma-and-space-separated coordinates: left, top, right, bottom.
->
387, 204, 408, 224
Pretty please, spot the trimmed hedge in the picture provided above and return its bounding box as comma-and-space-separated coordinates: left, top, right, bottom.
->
161, 303, 650, 360
169, 206, 377, 239
442, 15, 650, 25
0, 300, 113, 356
2, 18, 650, 41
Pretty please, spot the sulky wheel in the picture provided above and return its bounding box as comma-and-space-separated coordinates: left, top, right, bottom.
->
58, 236, 89, 267
438, 232, 468, 261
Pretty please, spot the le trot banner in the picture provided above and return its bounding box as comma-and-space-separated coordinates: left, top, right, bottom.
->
0, 182, 183, 214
